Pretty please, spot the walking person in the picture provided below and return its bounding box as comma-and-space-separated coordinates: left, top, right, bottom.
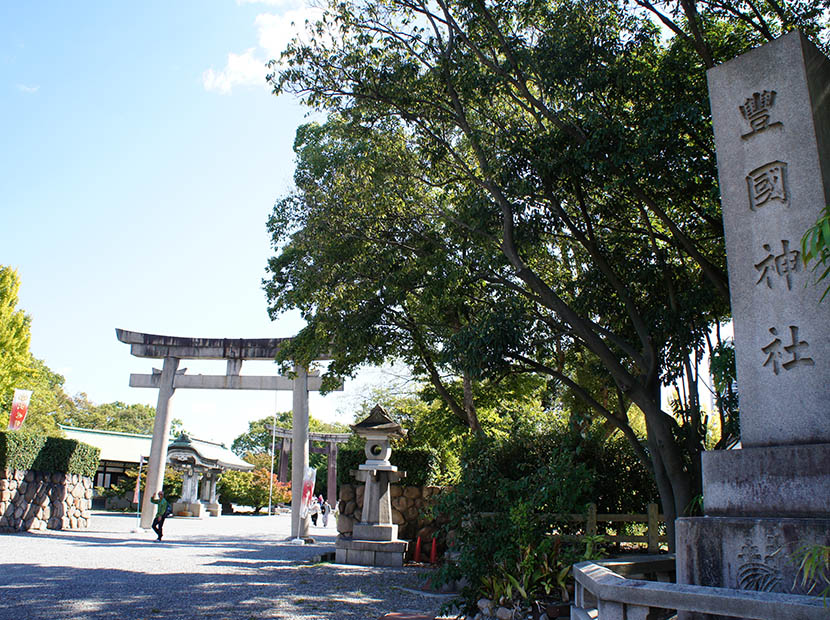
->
310, 497, 320, 526
321, 499, 332, 528
150, 490, 170, 542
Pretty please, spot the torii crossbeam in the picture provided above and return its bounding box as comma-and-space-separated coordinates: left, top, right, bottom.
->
116, 328, 337, 539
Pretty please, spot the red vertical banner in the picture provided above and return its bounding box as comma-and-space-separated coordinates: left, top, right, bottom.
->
299, 466, 316, 518
7, 389, 33, 431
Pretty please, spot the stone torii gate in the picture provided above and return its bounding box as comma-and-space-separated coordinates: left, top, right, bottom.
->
115, 328, 335, 539
271, 427, 350, 507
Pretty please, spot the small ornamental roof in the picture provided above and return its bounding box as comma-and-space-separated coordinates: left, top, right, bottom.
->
350, 404, 406, 439
167, 433, 254, 472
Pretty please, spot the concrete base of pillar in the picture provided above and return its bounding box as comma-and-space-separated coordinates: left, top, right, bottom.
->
676, 516, 830, 619
701, 443, 830, 517
353, 523, 398, 541
335, 535, 407, 567
205, 503, 221, 517
172, 501, 205, 518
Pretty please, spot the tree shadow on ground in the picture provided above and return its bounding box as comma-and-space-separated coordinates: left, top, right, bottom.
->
0, 552, 438, 620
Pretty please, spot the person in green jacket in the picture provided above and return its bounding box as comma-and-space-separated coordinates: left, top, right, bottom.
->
150, 491, 169, 541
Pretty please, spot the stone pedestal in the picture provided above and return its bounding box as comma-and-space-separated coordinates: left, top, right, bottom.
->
677, 444, 830, 612
678, 516, 830, 595
172, 501, 205, 518
335, 537, 408, 567
336, 469, 409, 567
698, 443, 830, 518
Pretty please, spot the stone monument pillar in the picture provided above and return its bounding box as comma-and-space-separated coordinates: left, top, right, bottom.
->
677, 31, 830, 616
335, 405, 408, 566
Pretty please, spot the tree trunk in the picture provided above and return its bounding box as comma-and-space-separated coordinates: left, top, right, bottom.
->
462, 372, 481, 433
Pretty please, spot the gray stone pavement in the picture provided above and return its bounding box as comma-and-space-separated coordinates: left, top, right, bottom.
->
0, 511, 454, 620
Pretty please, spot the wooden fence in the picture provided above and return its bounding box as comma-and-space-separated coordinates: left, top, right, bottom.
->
480, 503, 666, 553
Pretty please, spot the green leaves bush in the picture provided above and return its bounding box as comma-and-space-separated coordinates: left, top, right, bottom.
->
432, 429, 657, 612
337, 446, 440, 487
0, 430, 99, 478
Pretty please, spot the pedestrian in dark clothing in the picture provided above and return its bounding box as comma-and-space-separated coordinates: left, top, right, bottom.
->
150, 491, 170, 541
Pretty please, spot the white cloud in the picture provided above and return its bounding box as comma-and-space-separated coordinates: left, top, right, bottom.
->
16, 84, 39, 94
202, 48, 265, 95
203, 4, 323, 95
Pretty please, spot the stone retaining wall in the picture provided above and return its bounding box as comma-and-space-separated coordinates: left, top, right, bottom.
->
0, 469, 93, 532
336, 483, 446, 546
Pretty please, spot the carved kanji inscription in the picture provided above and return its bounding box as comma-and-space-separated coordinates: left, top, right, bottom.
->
739, 90, 783, 138
746, 161, 788, 210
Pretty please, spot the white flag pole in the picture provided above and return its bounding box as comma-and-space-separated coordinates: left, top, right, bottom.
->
133, 456, 144, 533
268, 400, 278, 516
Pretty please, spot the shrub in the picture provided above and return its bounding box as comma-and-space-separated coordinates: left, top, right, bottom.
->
432, 428, 657, 613
218, 468, 286, 512
0, 430, 99, 478
98, 466, 182, 504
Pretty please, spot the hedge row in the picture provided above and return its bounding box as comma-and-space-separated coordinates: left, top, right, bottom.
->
337, 447, 440, 487
0, 431, 100, 478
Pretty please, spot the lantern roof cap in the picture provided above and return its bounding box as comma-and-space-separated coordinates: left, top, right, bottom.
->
350, 404, 406, 439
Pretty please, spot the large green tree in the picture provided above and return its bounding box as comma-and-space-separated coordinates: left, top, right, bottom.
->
62, 397, 178, 435
0, 266, 33, 404
266, 0, 827, 542
231, 411, 348, 457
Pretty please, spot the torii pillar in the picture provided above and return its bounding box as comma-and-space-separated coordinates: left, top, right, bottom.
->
291, 365, 309, 540
143, 356, 179, 528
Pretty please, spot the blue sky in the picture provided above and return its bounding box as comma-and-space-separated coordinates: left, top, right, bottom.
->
0, 1, 400, 445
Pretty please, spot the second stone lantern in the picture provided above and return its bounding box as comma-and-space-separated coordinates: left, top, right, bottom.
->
335, 404, 408, 566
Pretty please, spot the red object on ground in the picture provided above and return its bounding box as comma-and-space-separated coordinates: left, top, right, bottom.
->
429, 537, 437, 564
414, 536, 422, 562
377, 613, 435, 620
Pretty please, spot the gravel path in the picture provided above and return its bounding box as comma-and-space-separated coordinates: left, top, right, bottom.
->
0, 511, 455, 620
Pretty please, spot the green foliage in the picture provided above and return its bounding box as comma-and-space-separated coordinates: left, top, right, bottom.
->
0, 265, 163, 437
267, 0, 829, 529
62, 397, 174, 435
709, 339, 739, 447
217, 466, 287, 513
99, 466, 182, 503
793, 544, 830, 604
231, 412, 348, 457
0, 268, 67, 436
433, 433, 591, 611
337, 446, 440, 487
231, 412, 347, 500
0, 266, 33, 405
801, 204, 830, 302
432, 428, 655, 611
0, 430, 100, 477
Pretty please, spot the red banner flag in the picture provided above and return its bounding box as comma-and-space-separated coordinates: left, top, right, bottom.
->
299, 466, 316, 518
7, 389, 33, 431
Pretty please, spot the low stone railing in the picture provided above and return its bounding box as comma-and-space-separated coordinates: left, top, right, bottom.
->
0, 469, 93, 531
572, 560, 827, 620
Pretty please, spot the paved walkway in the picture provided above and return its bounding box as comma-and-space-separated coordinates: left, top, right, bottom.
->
0, 511, 453, 620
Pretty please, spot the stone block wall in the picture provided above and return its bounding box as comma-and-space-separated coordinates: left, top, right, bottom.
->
0, 469, 93, 532
337, 483, 446, 544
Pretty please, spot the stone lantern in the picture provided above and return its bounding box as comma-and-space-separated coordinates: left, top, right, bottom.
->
335, 405, 408, 566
